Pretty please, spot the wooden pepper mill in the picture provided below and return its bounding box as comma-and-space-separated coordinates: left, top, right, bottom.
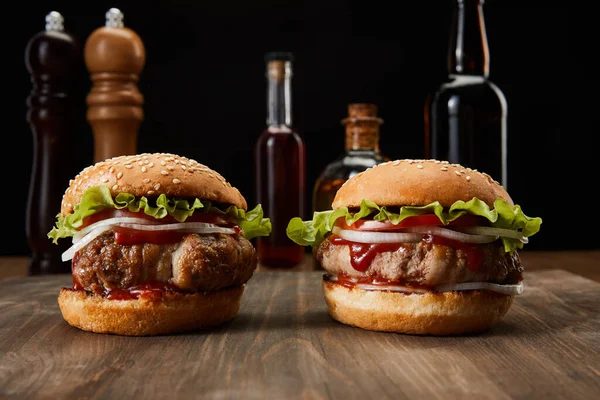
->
84, 8, 145, 162
25, 11, 80, 274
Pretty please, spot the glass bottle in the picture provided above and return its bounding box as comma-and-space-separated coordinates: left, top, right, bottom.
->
254, 52, 306, 268
424, 0, 508, 188
312, 103, 388, 213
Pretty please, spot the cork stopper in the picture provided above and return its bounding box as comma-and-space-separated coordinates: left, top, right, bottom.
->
341, 103, 383, 151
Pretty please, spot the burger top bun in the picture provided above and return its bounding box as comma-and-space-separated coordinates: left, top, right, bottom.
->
332, 159, 513, 210
61, 153, 247, 215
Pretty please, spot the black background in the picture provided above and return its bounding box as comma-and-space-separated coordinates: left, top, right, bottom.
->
6, 1, 596, 257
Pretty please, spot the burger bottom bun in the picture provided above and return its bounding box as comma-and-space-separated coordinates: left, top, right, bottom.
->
322, 280, 514, 336
58, 286, 244, 336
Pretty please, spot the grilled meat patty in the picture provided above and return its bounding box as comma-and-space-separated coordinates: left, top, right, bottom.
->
315, 237, 522, 286
73, 231, 257, 293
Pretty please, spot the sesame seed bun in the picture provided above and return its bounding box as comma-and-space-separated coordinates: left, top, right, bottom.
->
58, 286, 244, 336
322, 279, 513, 335
331, 159, 513, 209
61, 153, 247, 215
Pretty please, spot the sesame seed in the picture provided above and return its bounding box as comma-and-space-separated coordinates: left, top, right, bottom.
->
141, 166, 147, 172
147, 190, 155, 195
109, 167, 115, 173
466, 176, 471, 181
143, 178, 150, 183
144, 160, 149, 164
174, 160, 180, 164
138, 161, 143, 166
149, 163, 154, 167
172, 178, 181, 184
125, 165, 133, 169
161, 161, 166, 166
441, 167, 448, 171
181, 165, 187, 170
154, 183, 161, 190
459, 170, 465, 174
102, 178, 109, 183
67, 203, 72, 208
455, 171, 461, 176
392, 160, 400, 165
112, 184, 119, 190
167, 165, 174, 170
417, 164, 423, 169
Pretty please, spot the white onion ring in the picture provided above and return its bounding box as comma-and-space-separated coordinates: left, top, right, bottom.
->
63, 221, 236, 262
452, 226, 527, 242
73, 217, 159, 242
326, 275, 523, 295
401, 226, 499, 243
332, 226, 422, 244
434, 282, 524, 295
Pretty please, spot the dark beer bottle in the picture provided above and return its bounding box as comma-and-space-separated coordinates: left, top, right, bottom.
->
424, 0, 507, 188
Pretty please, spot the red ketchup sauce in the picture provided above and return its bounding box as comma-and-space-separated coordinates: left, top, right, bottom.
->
332, 272, 431, 290
329, 234, 405, 272
104, 281, 182, 301
329, 232, 482, 273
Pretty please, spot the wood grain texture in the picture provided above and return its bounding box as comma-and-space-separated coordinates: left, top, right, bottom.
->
1, 270, 599, 399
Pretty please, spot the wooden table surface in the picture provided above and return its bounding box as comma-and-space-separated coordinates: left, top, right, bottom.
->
1, 251, 599, 399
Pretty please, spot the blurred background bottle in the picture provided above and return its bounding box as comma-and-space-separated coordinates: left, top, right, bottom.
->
424, 0, 507, 188
254, 52, 306, 268
25, 11, 81, 275
313, 103, 387, 212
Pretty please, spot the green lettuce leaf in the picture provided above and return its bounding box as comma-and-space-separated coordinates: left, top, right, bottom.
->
48, 185, 271, 243
286, 197, 542, 253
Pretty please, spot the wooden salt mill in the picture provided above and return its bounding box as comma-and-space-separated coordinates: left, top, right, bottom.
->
84, 8, 145, 162
25, 11, 80, 274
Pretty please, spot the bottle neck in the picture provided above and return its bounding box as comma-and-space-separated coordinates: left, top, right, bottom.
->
343, 117, 382, 152
448, 0, 489, 77
266, 60, 292, 128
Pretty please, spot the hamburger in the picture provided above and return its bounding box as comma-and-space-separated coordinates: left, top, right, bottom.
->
287, 159, 542, 335
48, 153, 271, 336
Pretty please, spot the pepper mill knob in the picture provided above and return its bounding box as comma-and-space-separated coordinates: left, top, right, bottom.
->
25, 11, 81, 274
84, 7, 145, 162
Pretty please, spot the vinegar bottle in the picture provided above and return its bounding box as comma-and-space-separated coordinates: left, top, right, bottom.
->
312, 103, 387, 212
424, 0, 508, 188
254, 52, 306, 268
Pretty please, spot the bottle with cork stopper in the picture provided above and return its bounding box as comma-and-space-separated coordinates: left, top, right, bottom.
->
85, 8, 146, 163
25, 11, 81, 274
312, 103, 388, 213
255, 52, 306, 268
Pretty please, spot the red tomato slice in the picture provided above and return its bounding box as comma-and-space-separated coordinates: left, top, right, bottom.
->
78, 208, 234, 231
113, 227, 186, 245
336, 214, 487, 231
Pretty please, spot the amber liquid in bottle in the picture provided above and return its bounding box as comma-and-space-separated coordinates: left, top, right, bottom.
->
313, 103, 387, 213
255, 53, 306, 268
424, 0, 507, 188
